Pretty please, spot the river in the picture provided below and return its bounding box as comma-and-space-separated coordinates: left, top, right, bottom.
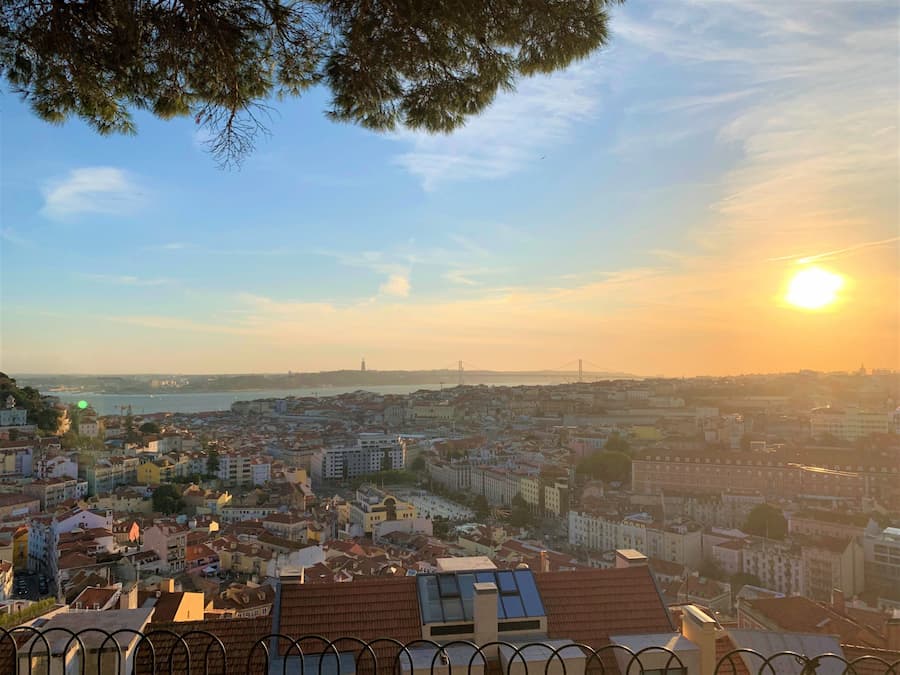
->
45, 381, 557, 415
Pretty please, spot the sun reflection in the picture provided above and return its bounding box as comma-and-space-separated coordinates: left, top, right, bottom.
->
785, 266, 844, 310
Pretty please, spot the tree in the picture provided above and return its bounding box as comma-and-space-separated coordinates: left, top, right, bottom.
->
0, 0, 623, 166
473, 495, 490, 521
206, 449, 220, 478
0, 373, 61, 432
576, 451, 632, 483
509, 493, 533, 528
743, 503, 787, 540
410, 455, 427, 472
139, 421, 161, 435
604, 433, 630, 454
152, 484, 184, 515
730, 572, 761, 595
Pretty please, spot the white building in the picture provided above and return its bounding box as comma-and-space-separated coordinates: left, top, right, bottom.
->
0, 396, 28, 427
311, 434, 405, 480
741, 539, 803, 596
28, 508, 113, 579
810, 407, 890, 441
864, 525, 900, 596
568, 511, 703, 568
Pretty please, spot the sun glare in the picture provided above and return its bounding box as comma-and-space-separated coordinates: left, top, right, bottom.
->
785, 267, 844, 310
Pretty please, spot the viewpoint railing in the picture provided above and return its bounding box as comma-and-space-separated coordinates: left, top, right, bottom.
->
0, 627, 898, 675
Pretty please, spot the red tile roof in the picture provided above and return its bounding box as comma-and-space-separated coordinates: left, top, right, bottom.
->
134, 617, 272, 675
841, 644, 900, 675
535, 567, 674, 646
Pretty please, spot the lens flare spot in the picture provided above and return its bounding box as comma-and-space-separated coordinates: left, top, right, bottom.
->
77, 400, 89, 409
785, 267, 844, 310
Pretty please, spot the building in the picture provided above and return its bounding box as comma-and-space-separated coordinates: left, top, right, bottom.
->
349, 485, 417, 535
142, 522, 189, 573
0, 396, 28, 427
632, 449, 898, 505
23, 477, 89, 509
0, 561, 12, 601
568, 511, 703, 568
311, 434, 405, 481
810, 407, 891, 441
217, 452, 271, 487
740, 538, 803, 596
80, 456, 140, 495
864, 525, 900, 598
33, 453, 79, 481
796, 535, 865, 602
0, 440, 34, 479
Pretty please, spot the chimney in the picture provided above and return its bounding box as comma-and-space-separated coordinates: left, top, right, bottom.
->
681, 604, 717, 675
615, 549, 648, 569
831, 588, 845, 615
160, 577, 175, 593
473, 582, 498, 655
887, 611, 900, 652
540, 550, 550, 573
118, 583, 138, 610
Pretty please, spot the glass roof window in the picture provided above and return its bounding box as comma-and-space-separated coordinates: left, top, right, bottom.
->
416, 569, 546, 624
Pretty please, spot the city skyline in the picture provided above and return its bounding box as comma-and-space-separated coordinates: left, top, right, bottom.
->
2, 0, 898, 375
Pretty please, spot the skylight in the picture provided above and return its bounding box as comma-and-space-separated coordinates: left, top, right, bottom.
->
416, 569, 545, 624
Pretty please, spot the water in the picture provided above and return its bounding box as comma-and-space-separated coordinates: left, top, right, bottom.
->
45, 381, 553, 415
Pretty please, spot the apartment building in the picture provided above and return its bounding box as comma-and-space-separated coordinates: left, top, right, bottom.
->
810, 407, 891, 441
0, 440, 34, 479
632, 449, 898, 505
33, 453, 78, 481
427, 460, 472, 493
568, 511, 703, 568
80, 456, 140, 495
797, 535, 865, 602
349, 485, 417, 535
741, 539, 804, 596
864, 525, 900, 597
23, 477, 89, 509
311, 435, 405, 481
143, 522, 189, 573
28, 508, 113, 579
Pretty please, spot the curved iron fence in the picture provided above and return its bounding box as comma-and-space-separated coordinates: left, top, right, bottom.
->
0, 627, 897, 674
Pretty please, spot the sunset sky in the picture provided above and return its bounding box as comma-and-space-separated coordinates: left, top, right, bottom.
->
1, 0, 898, 376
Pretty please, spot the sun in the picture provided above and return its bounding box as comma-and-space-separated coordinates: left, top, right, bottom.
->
785, 266, 844, 310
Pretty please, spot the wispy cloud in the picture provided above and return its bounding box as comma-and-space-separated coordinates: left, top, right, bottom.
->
0, 227, 32, 247
379, 273, 411, 297
392, 59, 608, 190
767, 237, 900, 265
80, 273, 172, 287
41, 167, 144, 220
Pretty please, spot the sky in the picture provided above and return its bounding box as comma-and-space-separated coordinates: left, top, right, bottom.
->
1, 0, 898, 377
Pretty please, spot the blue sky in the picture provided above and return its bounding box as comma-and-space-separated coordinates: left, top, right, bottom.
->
1, 1, 897, 375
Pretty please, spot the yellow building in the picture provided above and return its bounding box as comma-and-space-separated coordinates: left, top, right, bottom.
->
13, 526, 28, 570
630, 425, 664, 441
349, 485, 417, 535
137, 459, 176, 485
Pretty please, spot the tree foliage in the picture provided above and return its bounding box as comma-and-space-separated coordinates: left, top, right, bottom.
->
743, 503, 787, 540
576, 450, 631, 483
152, 484, 185, 514
0, 0, 623, 165
0, 372, 61, 432
509, 493, 533, 528
139, 421, 161, 435
206, 448, 220, 477
604, 432, 630, 454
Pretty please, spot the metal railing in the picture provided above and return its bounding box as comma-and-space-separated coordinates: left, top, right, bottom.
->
0, 628, 897, 674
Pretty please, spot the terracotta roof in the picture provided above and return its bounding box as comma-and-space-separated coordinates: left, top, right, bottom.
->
740, 597, 885, 647
535, 567, 674, 647
134, 617, 272, 675
139, 591, 188, 623
71, 585, 118, 609
715, 633, 751, 675
841, 644, 900, 675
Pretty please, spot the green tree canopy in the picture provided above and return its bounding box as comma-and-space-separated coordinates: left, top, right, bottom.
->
206, 448, 221, 477
139, 421, 161, 435
473, 495, 490, 521
576, 450, 631, 483
604, 432, 630, 454
509, 493, 533, 528
410, 455, 427, 472
1, 0, 623, 165
0, 372, 61, 432
152, 484, 185, 515
743, 503, 787, 540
